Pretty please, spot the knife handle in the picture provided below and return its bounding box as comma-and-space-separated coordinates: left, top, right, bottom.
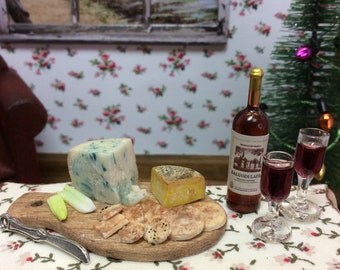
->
0, 213, 45, 241
0, 213, 90, 263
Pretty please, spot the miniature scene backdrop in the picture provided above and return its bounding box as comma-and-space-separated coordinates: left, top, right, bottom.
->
0, 0, 291, 155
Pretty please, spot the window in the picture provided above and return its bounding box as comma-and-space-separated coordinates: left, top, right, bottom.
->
0, 0, 230, 44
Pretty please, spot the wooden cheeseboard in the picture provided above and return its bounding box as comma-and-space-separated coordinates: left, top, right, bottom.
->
6, 183, 227, 262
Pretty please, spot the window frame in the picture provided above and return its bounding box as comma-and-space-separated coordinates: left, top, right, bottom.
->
0, 0, 230, 45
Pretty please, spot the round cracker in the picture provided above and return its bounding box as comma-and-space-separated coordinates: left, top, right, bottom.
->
144, 217, 171, 245
122, 203, 145, 223
140, 199, 169, 223
167, 204, 204, 241
192, 201, 227, 231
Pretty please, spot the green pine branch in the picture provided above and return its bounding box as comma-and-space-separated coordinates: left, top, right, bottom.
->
262, 0, 340, 189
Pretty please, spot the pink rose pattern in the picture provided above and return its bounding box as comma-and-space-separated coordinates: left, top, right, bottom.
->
160, 49, 190, 76
90, 51, 122, 78
24, 47, 55, 75
159, 107, 187, 132
0, 1, 290, 154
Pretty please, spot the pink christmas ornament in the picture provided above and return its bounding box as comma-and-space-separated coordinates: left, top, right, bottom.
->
295, 46, 313, 60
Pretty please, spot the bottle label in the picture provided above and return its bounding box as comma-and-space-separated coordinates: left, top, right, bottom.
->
227, 130, 269, 196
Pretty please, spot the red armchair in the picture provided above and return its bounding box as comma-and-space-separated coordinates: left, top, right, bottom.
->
0, 55, 47, 184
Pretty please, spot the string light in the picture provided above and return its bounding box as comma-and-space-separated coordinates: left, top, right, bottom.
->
317, 98, 334, 132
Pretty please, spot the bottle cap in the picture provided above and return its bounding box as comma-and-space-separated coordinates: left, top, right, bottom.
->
250, 67, 264, 78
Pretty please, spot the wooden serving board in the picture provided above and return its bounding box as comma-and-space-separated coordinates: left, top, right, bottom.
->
6, 184, 226, 262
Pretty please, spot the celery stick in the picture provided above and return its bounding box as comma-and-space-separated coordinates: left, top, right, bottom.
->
58, 185, 96, 213
47, 194, 68, 221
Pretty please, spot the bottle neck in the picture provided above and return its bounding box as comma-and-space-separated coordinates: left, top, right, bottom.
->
247, 75, 262, 108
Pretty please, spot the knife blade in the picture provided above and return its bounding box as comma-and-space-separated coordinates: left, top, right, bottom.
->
0, 213, 90, 263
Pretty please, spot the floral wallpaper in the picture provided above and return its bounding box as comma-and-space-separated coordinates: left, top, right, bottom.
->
0, 0, 291, 155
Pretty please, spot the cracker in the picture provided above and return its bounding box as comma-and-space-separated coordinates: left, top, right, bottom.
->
192, 201, 227, 231
167, 205, 204, 241
118, 222, 146, 244
94, 213, 129, 239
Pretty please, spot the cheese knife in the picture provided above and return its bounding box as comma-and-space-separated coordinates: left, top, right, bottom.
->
0, 213, 90, 264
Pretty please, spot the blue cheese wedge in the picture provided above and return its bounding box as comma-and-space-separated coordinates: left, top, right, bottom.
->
67, 138, 145, 205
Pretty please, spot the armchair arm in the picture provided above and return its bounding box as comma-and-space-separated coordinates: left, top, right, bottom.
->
0, 69, 47, 137
0, 56, 47, 183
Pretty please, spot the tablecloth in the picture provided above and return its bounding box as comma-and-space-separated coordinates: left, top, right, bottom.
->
0, 182, 339, 270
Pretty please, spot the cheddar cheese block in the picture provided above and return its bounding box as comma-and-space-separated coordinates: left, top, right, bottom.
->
68, 138, 146, 205
150, 165, 206, 207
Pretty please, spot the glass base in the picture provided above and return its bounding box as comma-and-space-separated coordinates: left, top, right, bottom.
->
280, 198, 321, 223
251, 216, 291, 243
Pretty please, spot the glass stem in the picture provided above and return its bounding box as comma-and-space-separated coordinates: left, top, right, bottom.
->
295, 175, 313, 205
267, 200, 280, 220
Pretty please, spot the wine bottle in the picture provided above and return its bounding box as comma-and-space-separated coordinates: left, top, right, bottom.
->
226, 67, 269, 213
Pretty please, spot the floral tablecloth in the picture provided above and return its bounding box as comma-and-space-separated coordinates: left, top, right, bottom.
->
0, 182, 339, 270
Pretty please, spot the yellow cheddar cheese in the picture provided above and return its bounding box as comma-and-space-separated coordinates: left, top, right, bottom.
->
150, 165, 206, 208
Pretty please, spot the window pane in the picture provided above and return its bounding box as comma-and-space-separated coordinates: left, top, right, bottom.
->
17, 0, 144, 25
20, 0, 72, 23
150, 0, 218, 24
2, 0, 227, 44
79, 0, 139, 24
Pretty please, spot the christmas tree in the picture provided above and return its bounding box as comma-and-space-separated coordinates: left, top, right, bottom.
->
262, 0, 340, 192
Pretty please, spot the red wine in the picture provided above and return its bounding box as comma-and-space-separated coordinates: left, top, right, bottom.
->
261, 159, 294, 202
226, 68, 269, 213
295, 142, 326, 178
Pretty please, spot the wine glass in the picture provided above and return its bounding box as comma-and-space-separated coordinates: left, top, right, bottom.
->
280, 128, 330, 222
251, 151, 294, 243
